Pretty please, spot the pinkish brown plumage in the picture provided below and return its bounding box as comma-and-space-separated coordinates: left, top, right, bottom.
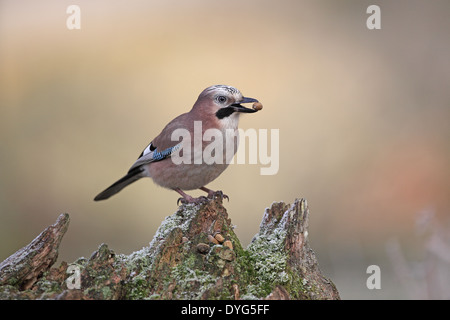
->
94, 85, 260, 204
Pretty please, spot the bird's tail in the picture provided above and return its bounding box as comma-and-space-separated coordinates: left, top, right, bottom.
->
94, 167, 146, 201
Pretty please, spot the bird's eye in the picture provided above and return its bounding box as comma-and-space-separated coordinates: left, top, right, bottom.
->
216, 95, 227, 104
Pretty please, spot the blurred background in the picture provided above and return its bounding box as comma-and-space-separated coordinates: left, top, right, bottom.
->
1, 0, 449, 299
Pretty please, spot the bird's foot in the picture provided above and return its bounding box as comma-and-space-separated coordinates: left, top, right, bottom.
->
210, 190, 229, 202
174, 188, 207, 205
199, 187, 229, 201
177, 195, 209, 206
174, 187, 229, 206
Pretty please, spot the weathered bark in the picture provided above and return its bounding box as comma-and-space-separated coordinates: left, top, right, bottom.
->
0, 197, 339, 300
0, 213, 69, 291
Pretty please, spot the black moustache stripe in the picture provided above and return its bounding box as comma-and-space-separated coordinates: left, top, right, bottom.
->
216, 107, 235, 119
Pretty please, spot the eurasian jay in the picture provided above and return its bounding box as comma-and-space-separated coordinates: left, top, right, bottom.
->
94, 85, 261, 204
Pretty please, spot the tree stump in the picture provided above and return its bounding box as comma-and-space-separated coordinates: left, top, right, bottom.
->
0, 197, 340, 300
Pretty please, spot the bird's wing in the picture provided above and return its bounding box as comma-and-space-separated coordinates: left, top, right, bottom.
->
128, 142, 181, 172
128, 112, 191, 173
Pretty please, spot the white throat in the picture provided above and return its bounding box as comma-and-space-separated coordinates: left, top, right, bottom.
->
219, 112, 240, 130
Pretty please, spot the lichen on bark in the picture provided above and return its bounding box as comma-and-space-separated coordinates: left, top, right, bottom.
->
0, 196, 340, 300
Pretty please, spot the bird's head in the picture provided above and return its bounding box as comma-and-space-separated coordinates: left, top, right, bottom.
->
194, 85, 260, 119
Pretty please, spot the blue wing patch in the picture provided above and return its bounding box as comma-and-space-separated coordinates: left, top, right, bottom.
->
152, 144, 180, 161
130, 142, 182, 173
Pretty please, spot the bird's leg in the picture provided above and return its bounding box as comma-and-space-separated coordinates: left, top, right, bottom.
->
174, 188, 208, 205
199, 187, 216, 198
199, 187, 229, 201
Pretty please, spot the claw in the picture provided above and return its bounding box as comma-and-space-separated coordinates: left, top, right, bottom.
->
212, 190, 229, 202
177, 195, 208, 205
196, 196, 209, 203
175, 187, 229, 206
199, 187, 229, 201
177, 197, 186, 206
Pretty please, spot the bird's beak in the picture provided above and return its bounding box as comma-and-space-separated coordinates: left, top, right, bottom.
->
231, 97, 259, 113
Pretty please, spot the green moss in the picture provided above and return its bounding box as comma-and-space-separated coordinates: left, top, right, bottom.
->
118, 248, 152, 275
33, 278, 62, 293
167, 251, 218, 299
125, 274, 152, 300
0, 285, 18, 299
73, 257, 88, 266
243, 227, 290, 298
6, 277, 19, 287
101, 286, 112, 299
284, 266, 308, 299
0, 199, 335, 300
118, 249, 154, 300
172, 266, 217, 299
